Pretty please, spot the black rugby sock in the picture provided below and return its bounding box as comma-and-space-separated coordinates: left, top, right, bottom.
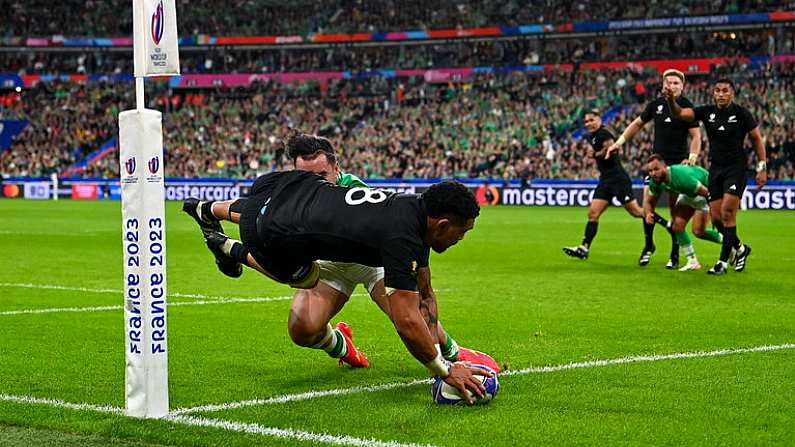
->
720, 226, 737, 262
643, 221, 655, 249
582, 221, 598, 248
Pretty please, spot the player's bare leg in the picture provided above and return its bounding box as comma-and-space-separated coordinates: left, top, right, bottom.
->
288, 283, 368, 367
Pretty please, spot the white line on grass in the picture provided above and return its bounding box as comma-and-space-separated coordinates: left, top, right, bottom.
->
0, 393, 124, 415
166, 415, 438, 447
0, 394, 436, 447
0, 282, 278, 301
172, 342, 795, 415
0, 295, 292, 316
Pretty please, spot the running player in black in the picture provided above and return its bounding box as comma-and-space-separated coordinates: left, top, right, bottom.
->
198, 169, 488, 403
563, 110, 672, 260
607, 69, 702, 269
665, 78, 767, 275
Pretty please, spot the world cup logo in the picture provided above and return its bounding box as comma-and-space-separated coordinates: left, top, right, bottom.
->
151, 0, 164, 45
125, 157, 136, 175
148, 156, 160, 174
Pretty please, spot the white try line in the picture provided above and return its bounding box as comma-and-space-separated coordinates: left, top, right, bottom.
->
0, 394, 436, 447
173, 342, 795, 415
0, 295, 292, 316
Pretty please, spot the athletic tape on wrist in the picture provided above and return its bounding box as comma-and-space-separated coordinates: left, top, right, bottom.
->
425, 353, 450, 378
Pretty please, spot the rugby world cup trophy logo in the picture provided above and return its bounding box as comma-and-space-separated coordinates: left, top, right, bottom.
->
148, 156, 160, 174
151, 0, 165, 45
125, 157, 136, 175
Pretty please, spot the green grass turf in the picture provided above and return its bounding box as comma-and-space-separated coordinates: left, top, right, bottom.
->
0, 200, 793, 446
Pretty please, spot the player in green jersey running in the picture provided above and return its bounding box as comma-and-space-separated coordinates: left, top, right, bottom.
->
644, 154, 726, 271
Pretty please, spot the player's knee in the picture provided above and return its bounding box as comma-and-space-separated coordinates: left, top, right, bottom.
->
693, 227, 707, 238
587, 210, 600, 221
672, 220, 686, 233
287, 309, 324, 347
720, 209, 735, 225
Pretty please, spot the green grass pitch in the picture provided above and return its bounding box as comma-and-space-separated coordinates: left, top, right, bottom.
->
1, 200, 793, 446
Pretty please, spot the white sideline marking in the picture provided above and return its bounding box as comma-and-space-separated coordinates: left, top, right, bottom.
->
0, 296, 291, 316
0, 282, 279, 301
0, 393, 124, 415
173, 343, 795, 415
0, 394, 435, 447
166, 415, 437, 447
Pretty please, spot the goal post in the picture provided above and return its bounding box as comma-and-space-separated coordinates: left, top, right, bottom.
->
120, 0, 180, 418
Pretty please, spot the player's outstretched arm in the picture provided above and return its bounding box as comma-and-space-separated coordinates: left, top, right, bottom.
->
684, 127, 702, 165
663, 87, 695, 122
643, 187, 659, 225
416, 267, 439, 339
695, 184, 710, 199
606, 118, 643, 159
749, 127, 768, 189
389, 289, 488, 404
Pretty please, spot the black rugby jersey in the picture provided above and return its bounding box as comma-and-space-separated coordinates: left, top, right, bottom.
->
640, 96, 699, 161
248, 170, 431, 290
588, 126, 626, 179
693, 103, 757, 166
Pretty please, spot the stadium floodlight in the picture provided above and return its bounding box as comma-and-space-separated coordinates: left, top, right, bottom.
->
119, 0, 180, 419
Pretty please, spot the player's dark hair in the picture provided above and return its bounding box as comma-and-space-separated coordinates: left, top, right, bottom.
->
286, 133, 337, 165
714, 78, 735, 91
646, 154, 666, 165
583, 109, 600, 119
423, 181, 480, 224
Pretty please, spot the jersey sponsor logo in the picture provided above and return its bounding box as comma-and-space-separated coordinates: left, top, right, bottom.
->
728, 115, 737, 123
345, 187, 388, 205
729, 184, 737, 191
718, 125, 726, 131
664, 117, 672, 122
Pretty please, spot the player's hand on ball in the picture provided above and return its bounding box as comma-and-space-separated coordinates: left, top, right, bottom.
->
444, 362, 491, 405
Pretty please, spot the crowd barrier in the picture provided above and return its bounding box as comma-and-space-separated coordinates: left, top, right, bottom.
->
3, 177, 794, 210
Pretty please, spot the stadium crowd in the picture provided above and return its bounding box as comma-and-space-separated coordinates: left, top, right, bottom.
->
2, 0, 792, 37
3, 28, 793, 75
2, 62, 794, 181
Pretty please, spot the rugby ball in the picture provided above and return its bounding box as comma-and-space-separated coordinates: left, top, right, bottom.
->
431, 364, 500, 405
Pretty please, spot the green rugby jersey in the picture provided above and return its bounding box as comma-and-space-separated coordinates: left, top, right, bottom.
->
649, 164, 709, 198
337, 172, 368, 188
